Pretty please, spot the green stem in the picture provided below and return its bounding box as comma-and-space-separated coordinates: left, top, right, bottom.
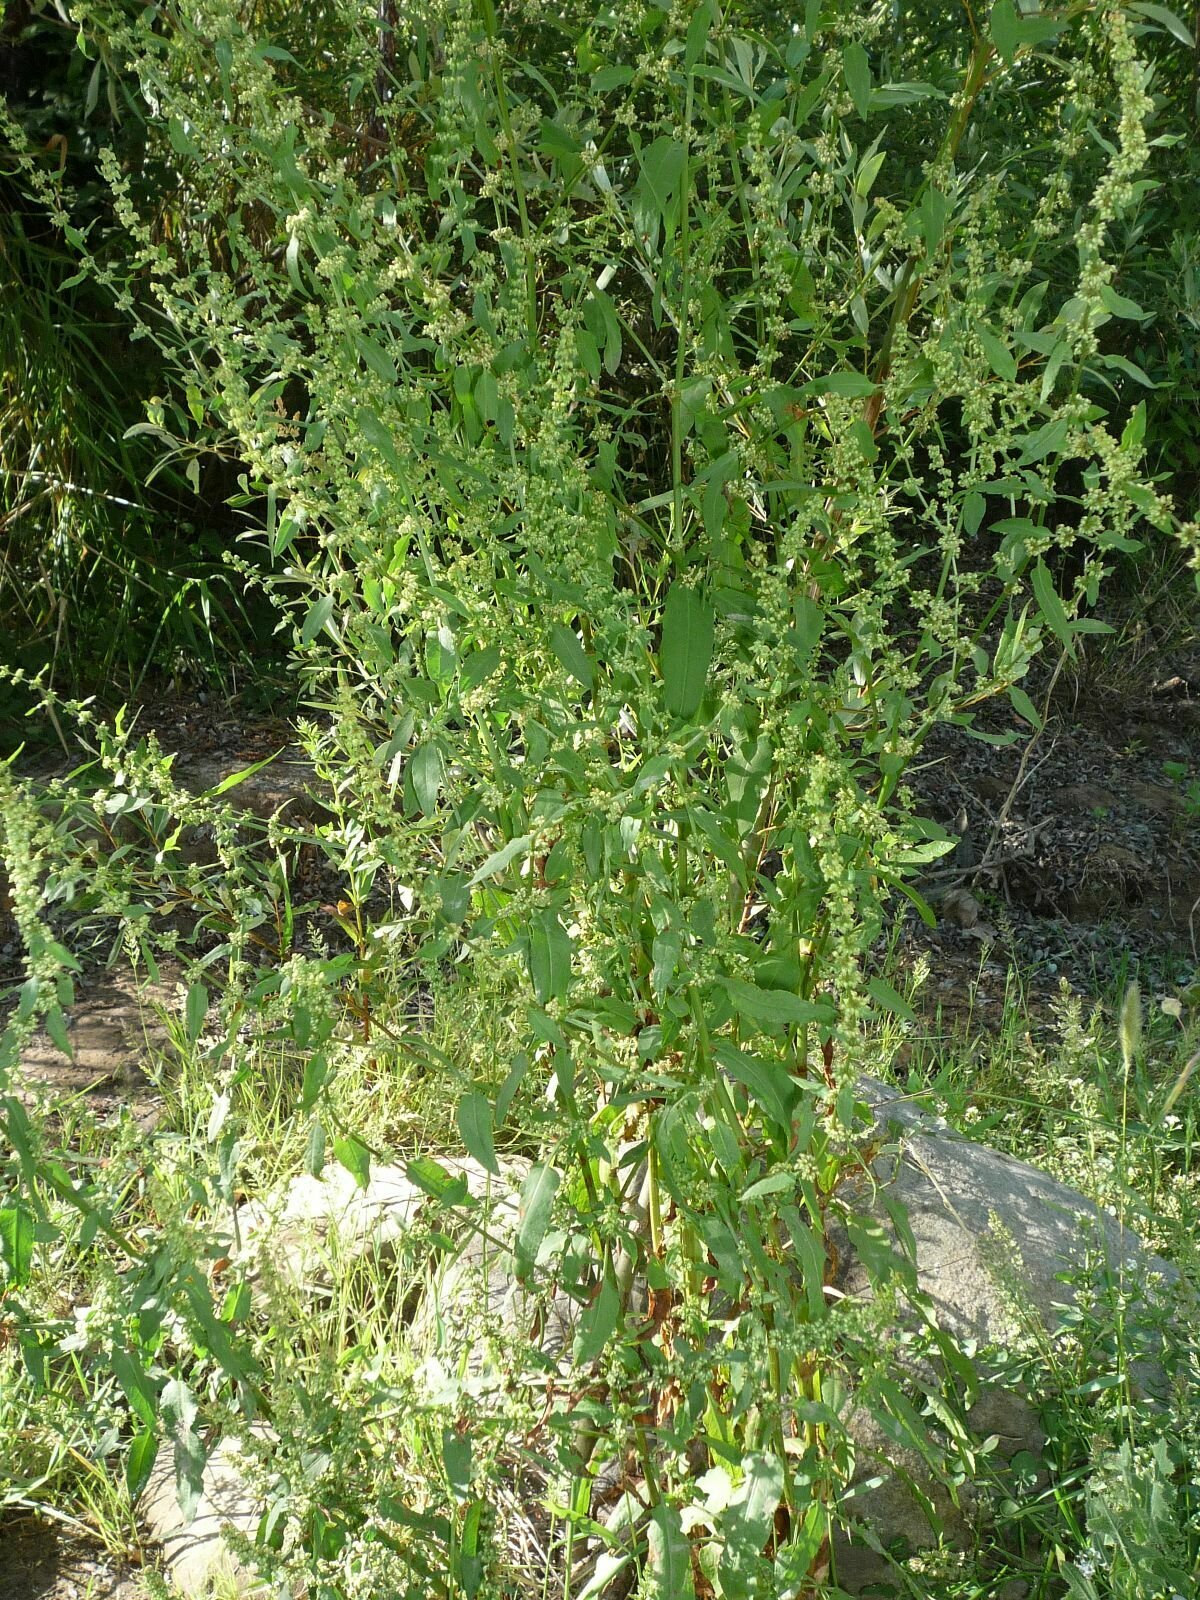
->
670, 67, 696, 553
867, 37, 995, 410
475, 0, 537, 340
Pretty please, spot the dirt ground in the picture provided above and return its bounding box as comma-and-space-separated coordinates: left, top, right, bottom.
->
0, 1517, 152, 1600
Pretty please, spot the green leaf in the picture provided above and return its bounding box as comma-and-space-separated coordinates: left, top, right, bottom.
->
915, 183, 949, 255
406, 1156, 469, 1205
185, 982, 208, 1046
355, 334, 397, 384
741, 1171, 796, 1202
712, 1043, 798, 1134
514, 1163, 559, 1283
469, 833, 532, 887
591, 65, 634, 91
220, 1278, 252, 1322
1098, 285, 1147, 321
442, 1425, 473, 1499
462, 644, 501, 690
306, 1118, 326, 1175
300, 594, 335, 645
578, 1550, 636, 1600
459, 1498, 485, 1596
963, 491, 986, 535
1009, 684, 1042, 729
1121, 401, 1147, 451
684, 0, 714, 68
719, 976, 833, 1029
719, 1451, 784, 1595
528, 911, 573, 1004
842, 42, 872, 119
111, 1348, 158, 1429
456, 1091, 500, 1176
1100, 354, 1156, 387
204, 749, 283, 797
409, 743, 443, 815
126, 1430, 159, 1500
573, 1269, 621, 1365
990, 0, 1020, 62
576, 329, 601, 383
167, 116, 199, 157
855, 149, 886, 196
160, 1379, 205, 1524
550, 622, 594, 690
333, 1133, 371, 1189
0, 1203, 35, 1284
495, 1052, 530, 1126
173, 1429, 206, 1525
660, 584, 715, 718
1031, 560, 1076, 658
865, 977, 916, 1024
978, 325, 1018, 383
647, 1503, 695, 1600
44, 1005, 72, 1058
1016, 418, 1069, 465
425, 624, 457, 693
1128, 2, 1194, 46
357, 407, 402, 470
845, 1213, 906, 1286
804, 371, 879, 398
639, 136, 686, 217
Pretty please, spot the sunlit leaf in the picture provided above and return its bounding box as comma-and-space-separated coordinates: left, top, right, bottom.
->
126, 1430, 158, 1500
647, 1502, 695, 1599
456, 1090, 500, 1176
333, 1134, 371, 1189
0, 1203, 34, 1284
660, 584, 714, 718
528, 911, 573, 1003
514, 1163, 559, 1282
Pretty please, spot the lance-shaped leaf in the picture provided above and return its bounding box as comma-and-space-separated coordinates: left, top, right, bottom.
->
660, 583, 714, 718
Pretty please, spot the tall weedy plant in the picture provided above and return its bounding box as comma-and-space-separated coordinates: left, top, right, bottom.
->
3, 0, 1198, 1592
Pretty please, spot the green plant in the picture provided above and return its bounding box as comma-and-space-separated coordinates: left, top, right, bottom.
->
3, 1, 1200, 1596
1162, 760, 1200, 820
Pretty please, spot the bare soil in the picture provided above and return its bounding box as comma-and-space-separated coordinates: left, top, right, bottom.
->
0, 1517, 151, 1600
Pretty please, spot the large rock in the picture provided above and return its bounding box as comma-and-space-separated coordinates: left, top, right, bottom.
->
145, 1096, 1177, 1596
850, 1078, 1173, 1347
141, 1439, 265, 1598
231, 1161, 425, 1288
830, 1080, 1176, 1591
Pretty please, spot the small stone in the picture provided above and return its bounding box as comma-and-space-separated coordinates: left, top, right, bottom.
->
941, 887, 982, 929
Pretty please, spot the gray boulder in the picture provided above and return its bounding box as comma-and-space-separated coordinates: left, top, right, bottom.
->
142, 1091, 1178, 1596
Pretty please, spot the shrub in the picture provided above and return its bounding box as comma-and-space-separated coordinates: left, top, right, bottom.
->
3, 1, 1199, 1593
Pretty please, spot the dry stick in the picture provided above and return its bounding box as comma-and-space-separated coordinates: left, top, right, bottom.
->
978, 650, 1068, 874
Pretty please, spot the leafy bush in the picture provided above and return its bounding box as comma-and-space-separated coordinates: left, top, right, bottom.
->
3, 1, 1200, 1595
